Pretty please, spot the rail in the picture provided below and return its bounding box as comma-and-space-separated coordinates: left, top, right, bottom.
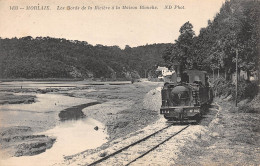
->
86, 124, 190, 166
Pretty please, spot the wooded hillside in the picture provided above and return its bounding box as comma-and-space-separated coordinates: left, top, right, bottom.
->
0, 37, 170, 79
163, 0, 259, 80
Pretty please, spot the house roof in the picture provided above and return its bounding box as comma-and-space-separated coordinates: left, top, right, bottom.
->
156, 66, 168, 71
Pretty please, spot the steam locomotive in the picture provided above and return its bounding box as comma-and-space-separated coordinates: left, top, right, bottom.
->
160, 67, 213, 122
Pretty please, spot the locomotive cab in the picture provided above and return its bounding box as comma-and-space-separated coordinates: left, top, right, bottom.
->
160, 69, 213, 122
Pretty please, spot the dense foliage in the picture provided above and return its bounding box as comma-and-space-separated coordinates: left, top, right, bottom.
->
0, 37, 170, 79
163, 0, 259, 80
213, 77, 259, 101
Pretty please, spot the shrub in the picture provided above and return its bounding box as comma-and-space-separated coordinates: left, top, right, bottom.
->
231, 79, 259, 101
238, 105, 258, 113
213, 77, 233, 97
213, 77, 259, 102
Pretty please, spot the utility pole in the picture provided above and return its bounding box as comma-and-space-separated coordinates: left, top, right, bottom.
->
235, 49, 238, 107
213, 69, 215, 81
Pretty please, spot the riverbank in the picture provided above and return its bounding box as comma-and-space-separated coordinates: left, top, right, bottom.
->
0, 81, 163, 165
80, 82, 163, 141
0, 93, 96, 160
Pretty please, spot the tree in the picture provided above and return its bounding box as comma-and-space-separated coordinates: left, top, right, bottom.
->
238, 0, 260, 79
163, 22, 195, 73
163, 0, 259, 83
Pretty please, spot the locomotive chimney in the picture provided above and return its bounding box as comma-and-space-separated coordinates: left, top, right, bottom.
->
175, 64, 181, 77
174, 63, 182, 83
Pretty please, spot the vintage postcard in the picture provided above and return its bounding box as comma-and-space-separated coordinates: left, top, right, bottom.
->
0, 0, 259, 165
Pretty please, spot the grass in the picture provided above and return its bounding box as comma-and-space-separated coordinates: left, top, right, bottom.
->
174, 96, 260, 165
0, 93, 36, 104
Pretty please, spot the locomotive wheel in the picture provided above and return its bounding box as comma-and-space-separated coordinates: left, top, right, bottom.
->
164, 115, 172, 120
194, 113, 202, 123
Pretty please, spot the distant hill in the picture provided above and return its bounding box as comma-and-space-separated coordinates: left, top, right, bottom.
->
0, 37, 171, 79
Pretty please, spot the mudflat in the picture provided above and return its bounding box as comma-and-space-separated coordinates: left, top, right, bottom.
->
0, 81, 163, 165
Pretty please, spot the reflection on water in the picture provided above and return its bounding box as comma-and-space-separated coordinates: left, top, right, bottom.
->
0, 81, 114, 165
45, 118, 108, 156
1, 118, 108, 166
0, 93, 95, 113
0, 94, 96, 132
0, 90, 107, 165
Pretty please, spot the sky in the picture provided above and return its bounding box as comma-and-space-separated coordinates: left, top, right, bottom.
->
0, 0, 226, 48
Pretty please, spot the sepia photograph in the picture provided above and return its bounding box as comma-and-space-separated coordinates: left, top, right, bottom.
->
0, 0, 259, 165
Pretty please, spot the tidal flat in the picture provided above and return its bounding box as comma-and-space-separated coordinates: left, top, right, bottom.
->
0, 80, 162, 165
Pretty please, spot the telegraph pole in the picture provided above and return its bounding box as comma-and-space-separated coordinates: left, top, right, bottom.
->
235, 49, 238, 107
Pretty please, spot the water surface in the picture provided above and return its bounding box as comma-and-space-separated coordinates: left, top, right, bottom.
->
1, 118, 108, 166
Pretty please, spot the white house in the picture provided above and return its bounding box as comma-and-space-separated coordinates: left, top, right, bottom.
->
156, 66, 175, 79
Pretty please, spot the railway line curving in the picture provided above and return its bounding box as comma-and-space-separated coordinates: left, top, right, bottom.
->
86, 124, 190, 166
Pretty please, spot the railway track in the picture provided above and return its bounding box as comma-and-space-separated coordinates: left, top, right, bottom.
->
86, 124, 190, 166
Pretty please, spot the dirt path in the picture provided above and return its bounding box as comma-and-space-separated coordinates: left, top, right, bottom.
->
174, 98, 260, 165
